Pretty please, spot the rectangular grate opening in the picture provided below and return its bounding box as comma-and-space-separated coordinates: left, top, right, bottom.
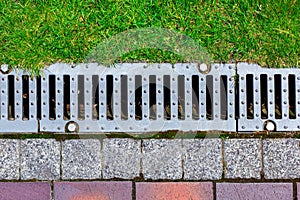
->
22, 75, 29, 120
163, 75, 171, 120
135, 75, 142, 120
220, 75, 228, 120
106, 75, 113, 120
78, 75, 85, 120
8, 75, 15, 120
121, 75, 128, 120
206, 75, 213, 120
260, 74, 268, 119
149, 75, 156, 120
288, 74, 296, 119
63, 75, 70, 120
246, 74, 254, 119
178, 75, 185, 120
274, 74, 282, 119
36, 77, 41, 120
92, 75, 99, 120
192, 75, 199, 120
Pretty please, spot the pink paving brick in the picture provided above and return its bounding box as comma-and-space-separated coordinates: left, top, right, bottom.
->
0, 182, 51, 200
136, 182, 213, 200
217, 183, 293, 200
54, 181, 132, 200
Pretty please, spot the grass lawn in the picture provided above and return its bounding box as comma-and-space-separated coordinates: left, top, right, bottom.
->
0, 0, 299, 73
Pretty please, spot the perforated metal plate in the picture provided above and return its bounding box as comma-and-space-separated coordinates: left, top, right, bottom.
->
0, 63, 236, 133
237, 63, 300, 131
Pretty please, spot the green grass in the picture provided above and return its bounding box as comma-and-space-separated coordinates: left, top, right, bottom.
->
0, 0, 299, 73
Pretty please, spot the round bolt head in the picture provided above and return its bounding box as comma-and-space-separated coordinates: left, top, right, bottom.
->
1, 64, 8, 73
199, 63, 208, 72
266, 121, 275, 131
68, 123, 77, 132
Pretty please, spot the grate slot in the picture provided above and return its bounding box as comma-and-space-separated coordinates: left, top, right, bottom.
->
121, 75, 128, 120
135, 75, 142, 120
289, 75, 296, 119
63, 75, 71, 120
92, 75, 99, 120
22, 76, 29, 120
8, 75, 15, 120
106, 75, 113, 120
178, 75, 185, 120
164, 75, 171, 120
220, 75, 228, 120
149, 75, 156, 120
78, 75, 85, 120
192, 75, 199, 120
246, 74, 254, 119
49, 75, 56, 120
36, 77, 41, 120
206, 75, 213, 120
260, 74, 268, 119
274, 74, 282, 119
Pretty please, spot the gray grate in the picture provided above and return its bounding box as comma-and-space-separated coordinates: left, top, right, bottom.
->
237, 63, 300, 131
0, 63, 236, 133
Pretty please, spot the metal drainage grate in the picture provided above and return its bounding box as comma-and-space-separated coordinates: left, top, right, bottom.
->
238, 63, 300, 132
0, 63, 236, 133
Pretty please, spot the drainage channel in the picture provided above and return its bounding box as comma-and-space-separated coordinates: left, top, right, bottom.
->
0, 63, 298, 133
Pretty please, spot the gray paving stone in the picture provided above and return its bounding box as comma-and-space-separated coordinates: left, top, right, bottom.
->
102, 138, 141, 179
62, 139, 101, 179
183, 139, 222, 180
224, 139, 262, 179
263, 139, 300, 179
0, 139, 19, 180
216, 183, 293, 200
142, 139, 182, 180
21, 139, 60, 180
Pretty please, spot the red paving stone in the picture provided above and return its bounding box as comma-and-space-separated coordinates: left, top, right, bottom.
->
54, 181, 132, 200
136, 182, 213, 200
0, 182, 51, 200
217, 183, 293, 200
